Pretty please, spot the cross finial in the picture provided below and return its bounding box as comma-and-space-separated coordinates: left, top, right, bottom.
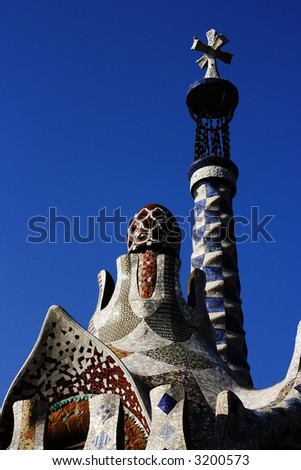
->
191, 29, 233, 78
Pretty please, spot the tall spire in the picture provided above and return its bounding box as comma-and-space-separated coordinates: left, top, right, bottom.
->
187, 29, 252, 387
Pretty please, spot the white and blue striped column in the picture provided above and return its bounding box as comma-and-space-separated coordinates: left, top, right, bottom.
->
189, 156, 252, 387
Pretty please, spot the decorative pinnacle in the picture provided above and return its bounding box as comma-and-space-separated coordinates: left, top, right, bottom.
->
191, 29, 233, 79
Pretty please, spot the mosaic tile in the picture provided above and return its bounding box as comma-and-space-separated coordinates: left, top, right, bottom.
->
191, 180, 251, 385
2, 306, 150, 449
147, 384, 186, 450
110, 320, 172, 353
94, 431, 110, 449
8, 400, 48, 450
144, 342, 215, 370
204, 266, 223, 282
158, 423, 176, 439
137, 251, 157, 299
123, 408, 148, 450
90, 255, 142, 343
123, 352, 179, 376
85, 395, 120, 450
157, 393, 177, 414
127, 204, 181, 256
206, 183, 221, 198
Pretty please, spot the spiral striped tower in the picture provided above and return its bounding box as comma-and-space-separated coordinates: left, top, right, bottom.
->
187, 29, 252, 387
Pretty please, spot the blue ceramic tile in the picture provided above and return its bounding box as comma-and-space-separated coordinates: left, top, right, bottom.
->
204, 266, 223, 281
158, 423, 176, 439
206, 297, 224, 313
94, 431, 110, 449
215, 328, 226, 344
157, 393, 177, 414
195, 199, 206, 215
191, 255, 204, 269
204, 237, 221, 251
206, 183, 220, 198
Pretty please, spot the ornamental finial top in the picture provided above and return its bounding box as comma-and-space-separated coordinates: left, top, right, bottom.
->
191, 29, 233, 78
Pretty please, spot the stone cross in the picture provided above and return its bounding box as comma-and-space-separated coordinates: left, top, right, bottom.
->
191, 29, 233, 78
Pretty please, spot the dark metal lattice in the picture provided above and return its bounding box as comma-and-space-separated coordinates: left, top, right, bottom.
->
194, 116, 231, 160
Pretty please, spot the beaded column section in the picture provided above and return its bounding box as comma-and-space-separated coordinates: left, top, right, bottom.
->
191, 175, 252, 387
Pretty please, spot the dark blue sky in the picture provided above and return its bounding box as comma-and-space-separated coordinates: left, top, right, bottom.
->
1, 0, 301, 404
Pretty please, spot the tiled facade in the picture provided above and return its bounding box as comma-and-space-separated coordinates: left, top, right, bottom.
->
2, 242, 301, 449
1, 307, 150, 450
1, 32, 301, 450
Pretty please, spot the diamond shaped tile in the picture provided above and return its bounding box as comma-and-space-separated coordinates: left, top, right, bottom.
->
158, 423, 176, 439
157, 393, 177, 414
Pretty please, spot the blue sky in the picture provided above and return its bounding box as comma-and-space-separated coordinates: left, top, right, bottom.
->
0, 0, 301, 404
